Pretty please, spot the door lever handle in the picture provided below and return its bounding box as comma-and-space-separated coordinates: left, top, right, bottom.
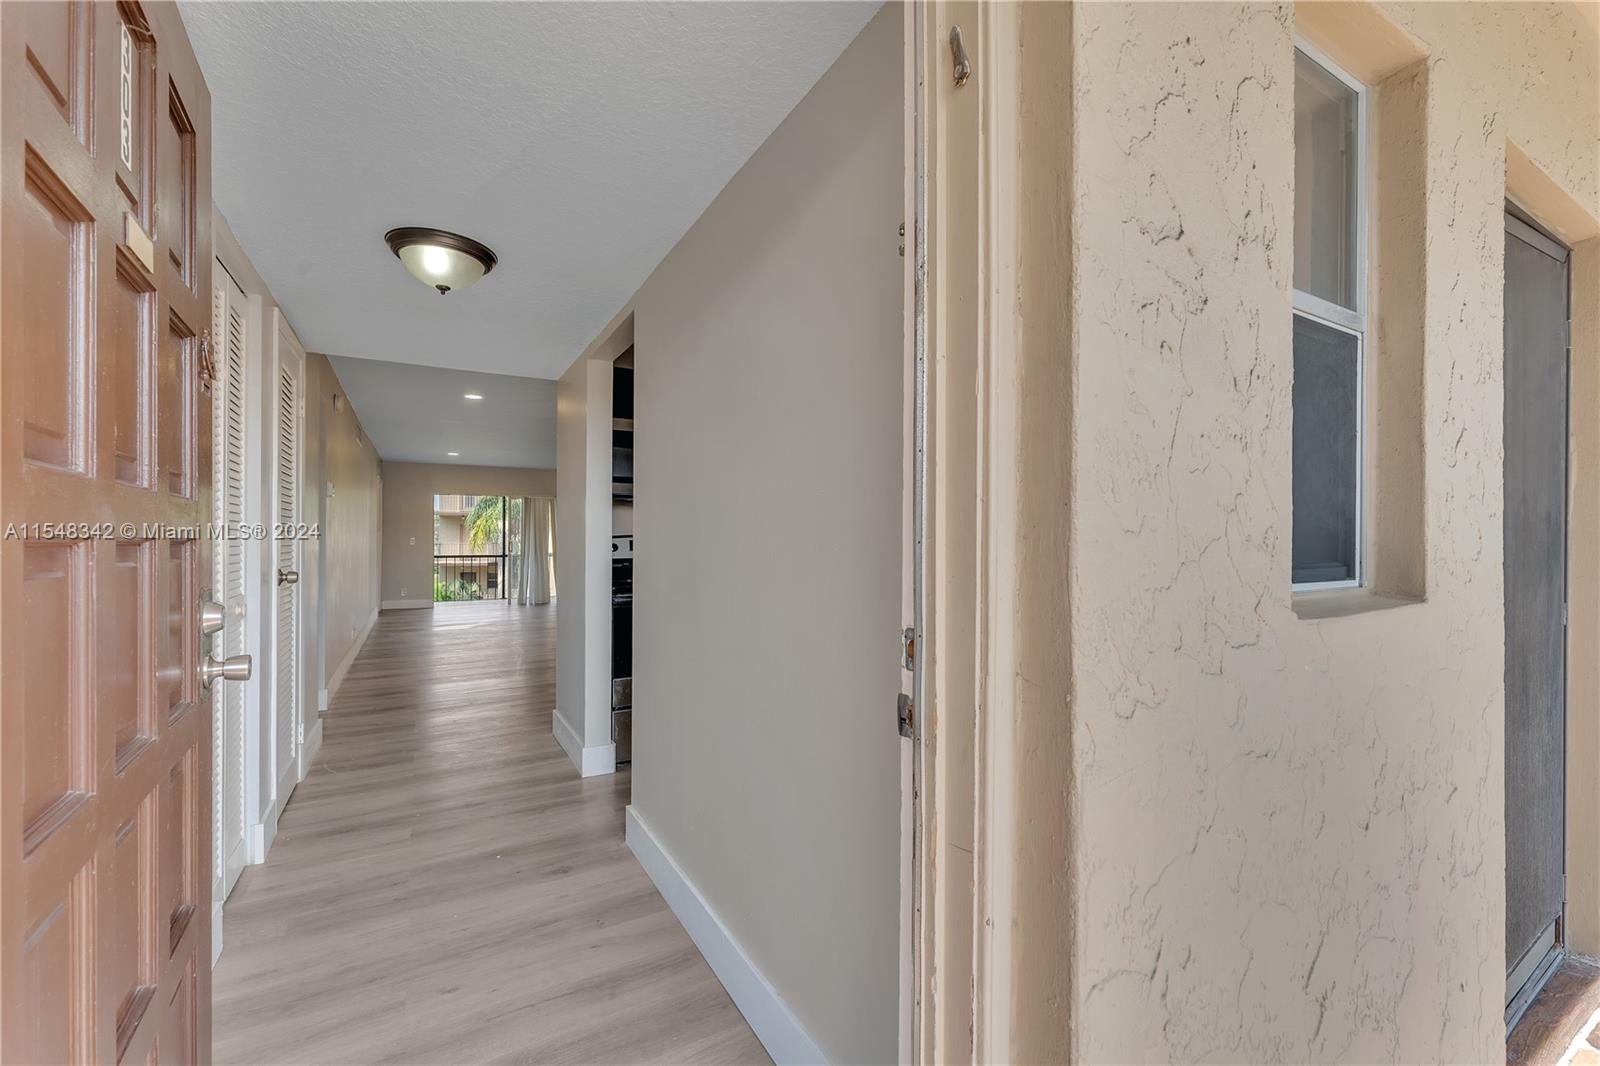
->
202, 654, 252, 688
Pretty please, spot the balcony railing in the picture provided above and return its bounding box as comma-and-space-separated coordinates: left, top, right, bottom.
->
434, 553, 510, 601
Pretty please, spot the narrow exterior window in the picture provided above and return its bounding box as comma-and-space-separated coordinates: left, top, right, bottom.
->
1291, 43, 1366, 589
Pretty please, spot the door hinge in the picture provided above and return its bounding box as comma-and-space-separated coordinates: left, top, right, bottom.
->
901, 626, 916, 670
897, 692, 914, 738
898, 222, 906, 258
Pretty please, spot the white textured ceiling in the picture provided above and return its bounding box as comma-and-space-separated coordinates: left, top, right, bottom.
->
326, 355, 557, 468
181, 0, 879, 381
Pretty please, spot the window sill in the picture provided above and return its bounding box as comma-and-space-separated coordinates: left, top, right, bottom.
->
1291, 586, 1424, 621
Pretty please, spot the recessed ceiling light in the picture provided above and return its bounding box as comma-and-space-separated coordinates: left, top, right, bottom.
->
384, 227, 498, 294
464, 393, 483, 400
447, 451, 459, 457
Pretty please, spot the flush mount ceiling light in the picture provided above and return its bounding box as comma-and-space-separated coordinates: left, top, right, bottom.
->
463, 393, 483, 401
384, 227, 498, 294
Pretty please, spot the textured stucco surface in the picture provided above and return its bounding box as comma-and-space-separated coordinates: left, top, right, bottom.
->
1065, 3, 1598, 1061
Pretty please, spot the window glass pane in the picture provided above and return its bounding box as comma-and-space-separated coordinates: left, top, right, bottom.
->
1292, 314, 1359, 584
1293, 50, 1359, 310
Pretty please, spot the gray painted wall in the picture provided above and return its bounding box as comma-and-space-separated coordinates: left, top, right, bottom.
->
627, 9, 903, 1061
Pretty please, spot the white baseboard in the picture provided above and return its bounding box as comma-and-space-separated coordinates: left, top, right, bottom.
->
211, 900, 225, 967
626, 807, 827, 1066
248, 809, 277, 864
381, 598, 432, 610
552, 709, 582, 764
268, 773, 296, 844
583, 743, 616, 777
300, 718, 323, 779
552, 710, 616, 777
325, 609, 379, 708
223, 844, 245, 900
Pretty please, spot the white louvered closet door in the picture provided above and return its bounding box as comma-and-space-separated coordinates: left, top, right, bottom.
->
272, 315, 303, 811
211, 268, 250, 922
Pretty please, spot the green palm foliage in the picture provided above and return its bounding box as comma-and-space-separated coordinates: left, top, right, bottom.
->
433, 574, 479, 602
465, 496, 503, 552
463, 496, 524, 553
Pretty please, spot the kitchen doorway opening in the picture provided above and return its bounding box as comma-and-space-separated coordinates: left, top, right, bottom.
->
611, 346, 634, 767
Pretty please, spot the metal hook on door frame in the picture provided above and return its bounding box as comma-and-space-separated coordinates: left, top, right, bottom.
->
950, 24, 972, 87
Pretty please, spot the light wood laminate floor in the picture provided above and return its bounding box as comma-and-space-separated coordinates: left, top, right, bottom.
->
213, 600, 768, 1065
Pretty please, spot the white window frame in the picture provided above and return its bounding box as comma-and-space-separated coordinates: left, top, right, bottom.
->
1291, 38, 1369, 593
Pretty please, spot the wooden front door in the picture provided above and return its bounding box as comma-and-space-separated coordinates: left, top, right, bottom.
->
1, 2, 216, 1062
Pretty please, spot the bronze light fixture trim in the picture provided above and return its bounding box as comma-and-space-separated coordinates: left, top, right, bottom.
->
384, 227, 499, 294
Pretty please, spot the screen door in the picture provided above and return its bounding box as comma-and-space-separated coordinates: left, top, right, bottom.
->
1504, 207, 1571, 1028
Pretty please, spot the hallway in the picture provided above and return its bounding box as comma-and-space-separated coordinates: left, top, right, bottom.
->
212, 601, 766, 1065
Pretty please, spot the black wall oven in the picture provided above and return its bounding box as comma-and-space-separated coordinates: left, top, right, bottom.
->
611, 536, 632, 764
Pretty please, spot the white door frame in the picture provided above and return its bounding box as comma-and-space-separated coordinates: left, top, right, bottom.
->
905, 5, 1074, 1063
897, 2, 922, 1058
243, 289, 273, 862
209, 261, 254, 962
212, 224, 286, 870
905, 4, 987, 1060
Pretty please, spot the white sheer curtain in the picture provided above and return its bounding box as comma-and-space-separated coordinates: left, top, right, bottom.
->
517, 497, 553, 606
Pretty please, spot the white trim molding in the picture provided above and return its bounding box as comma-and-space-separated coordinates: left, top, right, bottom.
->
211, 900, 226, 967
552, 708, 581, 764
380, 598, 433, 610
626, 807, 828, 1066
248, 808, 277, 864
300, 718, 323, 780
551, 710, 616, 777
324, 606, 380, 709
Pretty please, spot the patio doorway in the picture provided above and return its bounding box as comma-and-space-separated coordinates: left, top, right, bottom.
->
434, 494, 514, 601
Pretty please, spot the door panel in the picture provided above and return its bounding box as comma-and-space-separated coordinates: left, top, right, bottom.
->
1, 1, 215, 1061
273, 319, 303, 810
1504, 209, 1570, 1018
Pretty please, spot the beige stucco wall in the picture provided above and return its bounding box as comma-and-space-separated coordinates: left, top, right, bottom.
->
378, 461, 555, 605
1052, 2, 1598, 1061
